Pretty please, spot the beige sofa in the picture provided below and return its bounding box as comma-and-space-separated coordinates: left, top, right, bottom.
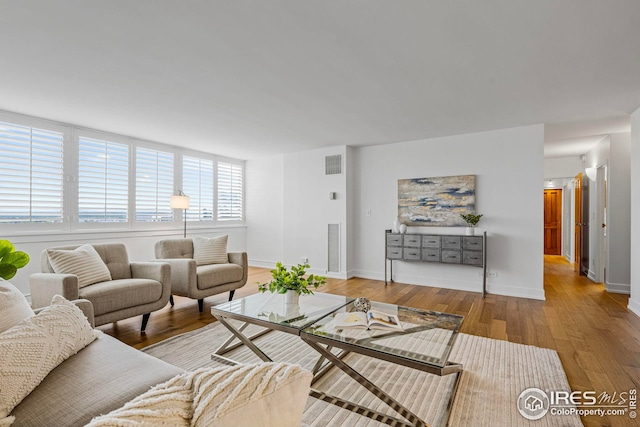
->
154, 238, 248, 312
10, 300, 311, 427
29, 243, 171, 331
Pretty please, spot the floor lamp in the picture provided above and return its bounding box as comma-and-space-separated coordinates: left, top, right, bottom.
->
171, 191, 190, 238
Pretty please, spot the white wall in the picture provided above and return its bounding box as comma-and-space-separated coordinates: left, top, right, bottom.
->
583, 134, 631, 293
352, 125, 545, 300
608, 133, 631, 292
544, 156, 583, 179
245, 155, 284, 267
584, 137, 610, 282
630, 108, 640, 316
10, 226, 247, 299
246, 146, 349, 278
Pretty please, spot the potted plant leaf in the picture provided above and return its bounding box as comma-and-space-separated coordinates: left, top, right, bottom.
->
0, 239, 30, 280
258, 262, 326, 304
460, 213, 483, 236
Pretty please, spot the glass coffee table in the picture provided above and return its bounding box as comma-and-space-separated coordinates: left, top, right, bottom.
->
210, 291, 353, 365
211, 293, 463, 427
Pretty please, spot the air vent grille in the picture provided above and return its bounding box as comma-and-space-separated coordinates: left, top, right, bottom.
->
328, 224, 340, 273
325, 155, 342, 175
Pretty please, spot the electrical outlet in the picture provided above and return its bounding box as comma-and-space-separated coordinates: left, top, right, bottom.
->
480, 271, 498, 278
366, 209, 372, 217
301, 257, 309, 263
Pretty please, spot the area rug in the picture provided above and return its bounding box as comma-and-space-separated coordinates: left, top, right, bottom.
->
143, 322, 582, 427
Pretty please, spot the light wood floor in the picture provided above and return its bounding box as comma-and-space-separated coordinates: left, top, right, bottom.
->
102, 255, 640, 427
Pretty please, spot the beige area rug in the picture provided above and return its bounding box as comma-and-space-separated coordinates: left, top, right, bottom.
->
143, 322, 582, 427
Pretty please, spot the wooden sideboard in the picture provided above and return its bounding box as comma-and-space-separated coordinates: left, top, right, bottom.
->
384, 231, 487, 297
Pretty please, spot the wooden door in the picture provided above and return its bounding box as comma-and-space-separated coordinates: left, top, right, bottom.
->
574, 173, 582, 272
544, 189, 562, 255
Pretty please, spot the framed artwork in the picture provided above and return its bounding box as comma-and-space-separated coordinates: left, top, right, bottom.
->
398, 175, 476, 226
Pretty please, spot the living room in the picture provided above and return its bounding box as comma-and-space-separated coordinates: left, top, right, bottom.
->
1, 2, 640, 427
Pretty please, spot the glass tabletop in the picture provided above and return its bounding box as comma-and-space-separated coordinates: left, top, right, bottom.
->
301, 300, 464, 368
211, 291, 353, 330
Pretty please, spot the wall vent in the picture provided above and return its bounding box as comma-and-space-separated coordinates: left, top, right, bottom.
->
328, 224, 340, 273
325, 155, 342, 175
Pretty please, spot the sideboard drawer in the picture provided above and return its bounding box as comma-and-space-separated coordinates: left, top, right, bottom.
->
422, 249, 440, 262
386, 247, 403, 259
441, 236, 461, 249
462, 236, 483, 250
462, 251, 483, 266
441, 250, 462, 263
422, 235, 441, 248
403, 248, 421, 260
403, 234, 422, 248
386, 233, 403, 246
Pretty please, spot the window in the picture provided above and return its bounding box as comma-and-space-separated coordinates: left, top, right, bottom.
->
78, 136, 129, 223
217, 162, 243, 220
135, 147, 174, 222
0, 121, 64, 223
182, 156, 214, 221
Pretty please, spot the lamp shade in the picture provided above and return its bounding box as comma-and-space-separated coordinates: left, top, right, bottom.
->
170, 195, 190, 209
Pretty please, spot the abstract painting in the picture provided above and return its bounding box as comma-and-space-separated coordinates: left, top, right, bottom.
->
398, 175, 476, 226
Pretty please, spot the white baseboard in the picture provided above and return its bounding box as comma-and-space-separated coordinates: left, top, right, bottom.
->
587, 270, 597, 282
628, 298, 640, 318
605, 281, 630, 294
248, 259, 276, 269
348, 270, 545, 300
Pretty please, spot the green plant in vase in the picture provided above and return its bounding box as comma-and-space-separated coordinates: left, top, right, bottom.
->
460, 213, 483, 236
258, 262, 326, 304
0, 239, 30, 280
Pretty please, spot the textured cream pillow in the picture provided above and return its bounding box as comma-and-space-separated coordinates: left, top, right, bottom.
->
85, 363, 312, 427
192, 235, 228, 265
0, 281, 34, 334
47, 244, 112, 288
192, 363, 312, 427
0, 295, 99, 423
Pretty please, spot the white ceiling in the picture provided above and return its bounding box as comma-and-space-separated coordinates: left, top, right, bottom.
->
1, 1, 639, 160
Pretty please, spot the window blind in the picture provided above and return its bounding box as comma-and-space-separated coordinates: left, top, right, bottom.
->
0, 121, 64, 223
135, 148, 174, 222
78, 137, 129, 223
182, 156, 214, 221
217, 162, 243, 220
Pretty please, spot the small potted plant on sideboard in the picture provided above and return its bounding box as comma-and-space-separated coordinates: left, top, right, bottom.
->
460, 213, 483, 236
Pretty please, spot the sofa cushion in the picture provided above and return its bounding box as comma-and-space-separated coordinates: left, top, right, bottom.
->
11, 333, 183, 427
193, 235, 228, 266
79, 279, 163, 315
196, 264, 243, 290
0, 295, 99, 424
47, 244, 112, 288
0, 281, 34, 334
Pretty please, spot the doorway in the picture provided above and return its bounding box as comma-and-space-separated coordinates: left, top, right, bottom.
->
544, 189, 562, 255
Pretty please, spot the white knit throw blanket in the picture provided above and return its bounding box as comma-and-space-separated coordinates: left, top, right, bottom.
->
85, 363, 306, 427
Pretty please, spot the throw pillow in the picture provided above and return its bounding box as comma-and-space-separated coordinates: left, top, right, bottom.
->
192, 363, 312, 427
0, 281, 34, 334
0, 295, 99, 424
192, 235, 228, 266
47, 244, 112, 288
84, 363, 312, 427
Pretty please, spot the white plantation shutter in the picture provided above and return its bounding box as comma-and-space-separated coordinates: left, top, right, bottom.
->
0, 121, 64, 223
136, 148, 174, 222
78, 137, 129, 223
217, 162, 243, 220
182, 156, 214, 221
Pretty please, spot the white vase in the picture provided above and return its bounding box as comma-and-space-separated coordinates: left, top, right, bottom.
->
466, 227, 475, 236
285, 290, 299, 305
399, 224, 407, 234
392, 217, 401, 233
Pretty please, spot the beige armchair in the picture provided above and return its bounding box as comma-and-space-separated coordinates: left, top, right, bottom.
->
154, 238, 247, 312
29, 243, 171, 331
